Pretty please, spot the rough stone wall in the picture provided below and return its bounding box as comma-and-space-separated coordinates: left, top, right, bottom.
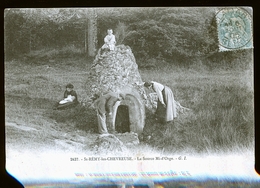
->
86, 45, 152, 109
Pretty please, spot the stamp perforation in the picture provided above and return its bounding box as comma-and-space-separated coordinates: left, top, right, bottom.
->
216, 7, 253, 52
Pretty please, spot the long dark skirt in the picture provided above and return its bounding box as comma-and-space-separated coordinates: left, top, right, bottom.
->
53, 101, 79, 110
155, 86, 177, 123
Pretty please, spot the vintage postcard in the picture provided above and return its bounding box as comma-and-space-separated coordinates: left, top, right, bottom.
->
4, 7, 257, 187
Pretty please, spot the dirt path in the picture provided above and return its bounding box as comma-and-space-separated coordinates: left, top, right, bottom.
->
5, 120, 152, 184
6, 120, 103, 183
6, 121, 98, 153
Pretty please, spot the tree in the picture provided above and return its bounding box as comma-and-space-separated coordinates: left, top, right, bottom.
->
87, 9, 97, 57
5, 7, 222, 64
120, 7, 219, 62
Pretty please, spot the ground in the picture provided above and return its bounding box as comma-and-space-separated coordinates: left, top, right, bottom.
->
5, 56, 258, 186
5, 57, 158, 159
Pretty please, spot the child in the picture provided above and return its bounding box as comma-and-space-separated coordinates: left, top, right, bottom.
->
101, 29, 116, 51
53, 83, 79, 110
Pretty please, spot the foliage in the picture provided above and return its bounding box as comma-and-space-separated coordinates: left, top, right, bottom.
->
117, 8, 219, 62
140, 67, 253, 153
4, 8, 87, 59
114, 21, 130, 45
4, 7, 253, 68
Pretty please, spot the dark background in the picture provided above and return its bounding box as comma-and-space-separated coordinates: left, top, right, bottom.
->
1, 0, 259, 187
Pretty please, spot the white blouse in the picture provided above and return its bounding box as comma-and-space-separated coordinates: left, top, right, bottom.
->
102, 34, 116, 50
151, 81, 165, 105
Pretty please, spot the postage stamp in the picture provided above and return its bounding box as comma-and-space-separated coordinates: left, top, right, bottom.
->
216, 7, 253, 51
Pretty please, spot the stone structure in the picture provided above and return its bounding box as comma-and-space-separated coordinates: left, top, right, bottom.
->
91, 134, 128, 155
115, 132, 140, 146
86, 45, 152, 135
91, 132, 140, 155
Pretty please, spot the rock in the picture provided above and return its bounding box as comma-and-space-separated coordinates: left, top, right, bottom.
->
91, 134, 128, 155
85, 45, 155, 135
90, 132, 140, 155
85, 45, 153, 109
115, 132, 140, 146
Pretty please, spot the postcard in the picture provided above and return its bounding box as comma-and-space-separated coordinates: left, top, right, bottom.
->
4, 7, 258, 187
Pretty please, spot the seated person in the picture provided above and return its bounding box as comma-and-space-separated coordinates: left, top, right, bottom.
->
53, 83, 79, 110
101, 29, 116, 52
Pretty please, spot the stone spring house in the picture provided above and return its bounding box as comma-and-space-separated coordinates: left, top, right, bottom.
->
86, 45, 153, 135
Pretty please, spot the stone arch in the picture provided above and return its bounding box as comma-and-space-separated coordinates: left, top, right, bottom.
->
86, 45, 152, 135
109, 87, 145, 135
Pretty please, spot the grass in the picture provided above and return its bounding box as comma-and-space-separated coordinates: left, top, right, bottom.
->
25, 45, 85, 60
141, 67, 254, 154
5, 49, 254, 155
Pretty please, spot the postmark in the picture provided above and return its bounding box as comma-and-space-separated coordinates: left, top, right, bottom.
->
216, 8, 253, 51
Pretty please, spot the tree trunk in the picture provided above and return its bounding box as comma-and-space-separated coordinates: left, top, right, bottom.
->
84, 24, 87, 53
29, 29, 32, 53
87, 9, 97, 57
29, 9, 32, 53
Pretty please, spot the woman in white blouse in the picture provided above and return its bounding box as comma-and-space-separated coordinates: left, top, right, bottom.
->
144, 81, 177, 123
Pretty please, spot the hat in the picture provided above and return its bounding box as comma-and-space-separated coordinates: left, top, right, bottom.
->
144, 82, 152, 88
66, 83, 74, 89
